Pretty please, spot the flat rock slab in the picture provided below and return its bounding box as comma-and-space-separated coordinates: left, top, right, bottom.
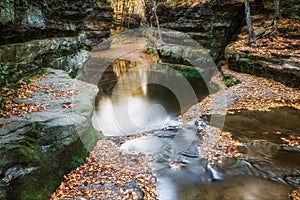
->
0, 69, 98, 199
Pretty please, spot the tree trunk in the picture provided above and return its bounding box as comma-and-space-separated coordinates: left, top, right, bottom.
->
272, 0, 281, 30
153, 1, 164, 43
122, 0, 126, 28
274, 0, 281, 20
244, 0, 256, 44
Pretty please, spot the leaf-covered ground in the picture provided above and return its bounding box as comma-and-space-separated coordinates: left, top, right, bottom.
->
182, 65, 300, 120
0, 73, 79, 119
198, 127, 243, 164
51, 140, 158, 200
290, 189, 300, 200
0, 75, 50, 118
236, 17, 300, 58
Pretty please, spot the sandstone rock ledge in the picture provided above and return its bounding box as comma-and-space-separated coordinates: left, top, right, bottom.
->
0, 69, 99, 199
225, 41, 300, 88
225, 17, 300, 89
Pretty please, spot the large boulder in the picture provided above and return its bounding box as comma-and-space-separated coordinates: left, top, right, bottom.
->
0, 35, 90, 86
0, 69, 100, 199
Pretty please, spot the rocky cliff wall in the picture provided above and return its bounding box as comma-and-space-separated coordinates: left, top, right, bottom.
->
0, 0, 113, 87
144, 0, 245, 62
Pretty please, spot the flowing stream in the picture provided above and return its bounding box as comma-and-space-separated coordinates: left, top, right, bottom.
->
82, 32, 300, 200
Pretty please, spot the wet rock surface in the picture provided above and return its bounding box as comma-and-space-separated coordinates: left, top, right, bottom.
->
0, 69, 99, 199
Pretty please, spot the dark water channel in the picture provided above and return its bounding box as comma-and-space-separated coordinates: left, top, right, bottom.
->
223, 107, 300, 171
88, 51, 300, 199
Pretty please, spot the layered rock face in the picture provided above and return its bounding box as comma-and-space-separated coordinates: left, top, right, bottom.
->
226, 39, 300, 88
144, 0, 245, 62
225, 0, 300, 88
0, 69, 100, 199
0, 0, 113, 86
0, 0, 113, 45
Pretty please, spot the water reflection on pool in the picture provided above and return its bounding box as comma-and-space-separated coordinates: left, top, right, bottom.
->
92, 59, 209, 136
156, 174, 292, 200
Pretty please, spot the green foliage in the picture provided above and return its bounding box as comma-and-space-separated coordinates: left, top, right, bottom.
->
177, 67, 202, 78
170, 0, 179, 8
96, 0, 110, 6
145, 46, 155, 55
0, 189, 4, 200
170, 52, 181, 60
157, 63, 202, 78
71, 156, 85, 168
31, 122, 42, 136
66, 67, 78, 78
144, 44, 158, 57
0, 64, 45, 105
222, 73, 241, 87
96, 1, 102, 6
18, 144, 41, 163
0, 64, 44, 87
0, 65, 9, 87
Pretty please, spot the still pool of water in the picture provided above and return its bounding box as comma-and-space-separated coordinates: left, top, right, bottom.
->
92, 59, 209, 136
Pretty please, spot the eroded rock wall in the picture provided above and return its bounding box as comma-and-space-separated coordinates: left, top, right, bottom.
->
0, 0, 113, 45
0, 0, 113, 86
144, 0, 245, 62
